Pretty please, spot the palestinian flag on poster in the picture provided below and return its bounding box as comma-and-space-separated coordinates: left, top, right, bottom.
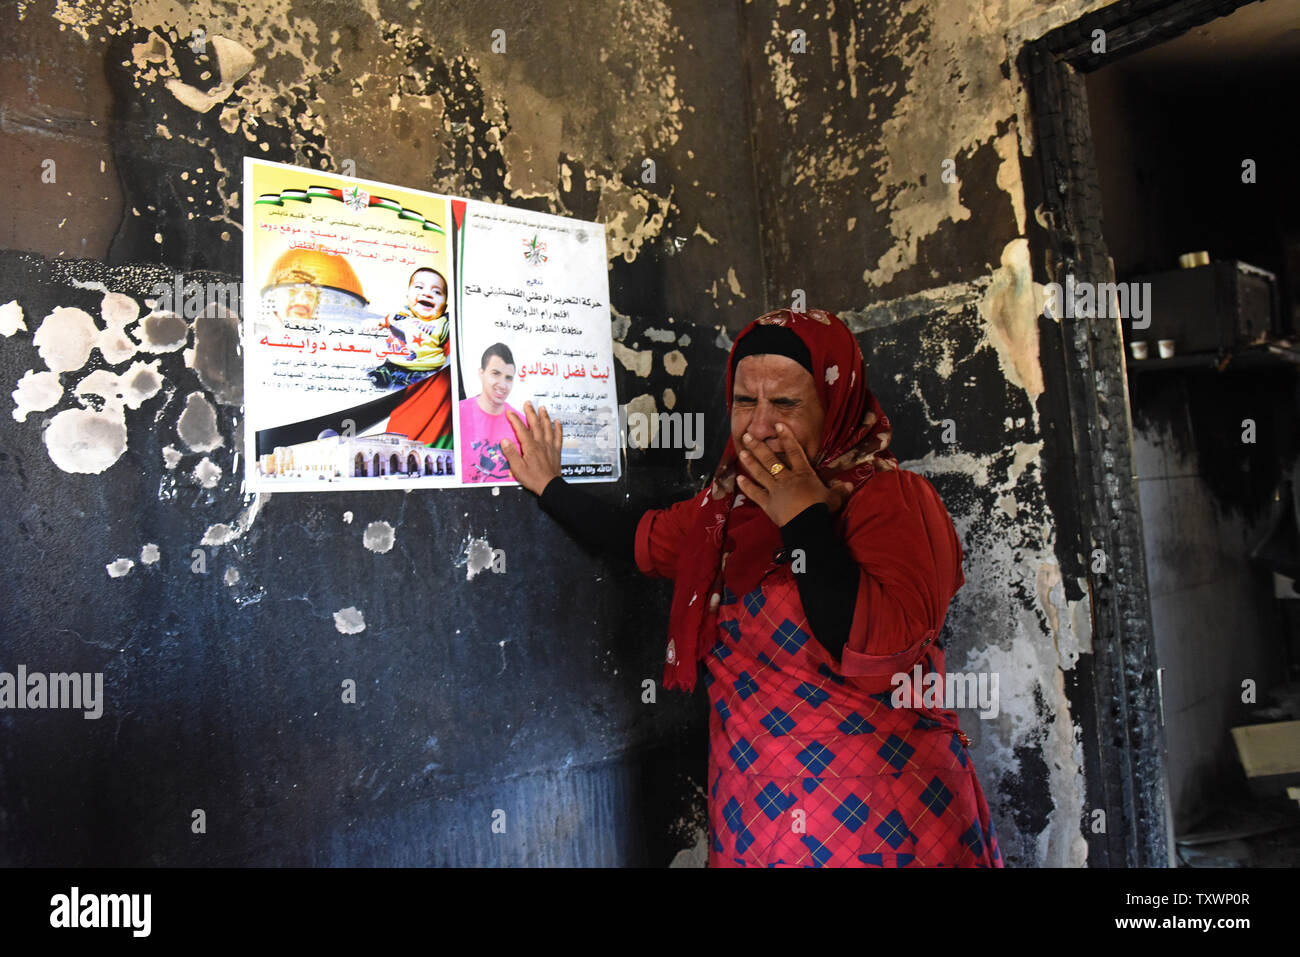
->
253, 185, 445, 234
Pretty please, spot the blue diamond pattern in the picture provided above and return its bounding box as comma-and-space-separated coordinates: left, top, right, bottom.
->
729, 737, 758, 771
801, 835, 831, 867
961, 822, 984, 857
743, 586, 766, 616
796, 741, 835, 775
920, 776, 954, 817
875, 809, 912, 850
949, 732, 969, 767
838, 711, 875, 735
760, 706, 796, 736
833, 793, 870, 833
733, 671, 758, 699
877, 733, 915, 770
794, 682, 830, 708
817, 663, 847, 685
769, 619, 809, 654
756, 782, 796, 820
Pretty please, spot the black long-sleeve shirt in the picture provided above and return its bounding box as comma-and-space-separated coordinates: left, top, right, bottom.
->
537, 477, 859, 659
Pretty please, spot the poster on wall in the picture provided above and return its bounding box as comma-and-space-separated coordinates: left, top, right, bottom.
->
454, 199, 619, 484
241, 158, 619, 491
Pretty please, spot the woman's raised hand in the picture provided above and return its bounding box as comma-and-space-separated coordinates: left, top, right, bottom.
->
500, 401, 563, 496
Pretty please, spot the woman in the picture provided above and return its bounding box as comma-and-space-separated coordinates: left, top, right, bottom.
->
501, 308, 1002, 867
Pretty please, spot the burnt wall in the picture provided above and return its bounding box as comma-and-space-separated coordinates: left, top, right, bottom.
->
0, 0, 755, 866
738, 0, 1127, 866
3, 0, 1128, 867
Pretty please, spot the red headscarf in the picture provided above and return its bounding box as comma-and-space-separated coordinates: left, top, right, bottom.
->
663, 308, 897, 691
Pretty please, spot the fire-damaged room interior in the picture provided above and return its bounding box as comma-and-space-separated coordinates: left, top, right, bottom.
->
1, 0, 1298, 887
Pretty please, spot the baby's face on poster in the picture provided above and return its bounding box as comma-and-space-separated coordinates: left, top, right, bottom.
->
407, 271, 447, 320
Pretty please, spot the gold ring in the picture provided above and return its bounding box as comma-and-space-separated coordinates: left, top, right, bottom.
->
769, 462, 785, 476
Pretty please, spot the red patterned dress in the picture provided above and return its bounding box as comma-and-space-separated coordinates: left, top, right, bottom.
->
636, 469, 1003, 868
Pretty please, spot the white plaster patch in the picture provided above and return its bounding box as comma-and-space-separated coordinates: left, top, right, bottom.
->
662, 350, 687, 376
193, 456, 222, 488
612, 341, 653, 377
33, 306, 97, 373
979, 239, 1045, 402
140, 542, 160, 564
0, 300, 26, 336
623, 393, 662, 450
177, 391, 224, 452
333, 606, 366, 634
200, 492, 270, 546
139, 311, 189, 351
342, 510, 354, 524
463, 536, 496, 581
75, 360, 164, 411
224, 567, 240, 586
106, 557, 134, 578
201, 523, 236, 545
162, 445, 182, 469
899, 448, 991, 487
12, 370, 62, 422
44, 407, 128, 473
363, 520, 395, 554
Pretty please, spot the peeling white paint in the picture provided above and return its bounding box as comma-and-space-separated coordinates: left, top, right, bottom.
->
662, 350, 687, 376
140, 542, 160, 564
0, 300, 25, 336
193, 456, 222, 488
980, 238, 1045, 402
462, 535, 496, 581
139, 311, 189, 351
44, 408, 128, 474
200, 492, 270, 546
33, 306, 97, 373
106, 557, 134, 578
333, 606, 366, 634
177, 391, 224, 452
12, 370, 62, 422
363, 520, 395, 554
612, 341, 653, 377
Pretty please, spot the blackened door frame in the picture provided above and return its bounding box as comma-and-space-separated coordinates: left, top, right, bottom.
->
1017, 0, 1257, 867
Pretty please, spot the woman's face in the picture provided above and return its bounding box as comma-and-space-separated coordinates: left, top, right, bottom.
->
731, 354, 825, 468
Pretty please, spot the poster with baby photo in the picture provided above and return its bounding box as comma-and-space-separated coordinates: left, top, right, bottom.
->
242, 158, 460, 491
454, 199, 619, 485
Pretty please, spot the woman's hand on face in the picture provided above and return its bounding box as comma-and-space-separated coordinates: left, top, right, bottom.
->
500, 401, 563, 496
735, 423, 854, 527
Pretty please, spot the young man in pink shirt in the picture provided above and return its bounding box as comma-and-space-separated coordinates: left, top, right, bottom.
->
458, 343, 524, 483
